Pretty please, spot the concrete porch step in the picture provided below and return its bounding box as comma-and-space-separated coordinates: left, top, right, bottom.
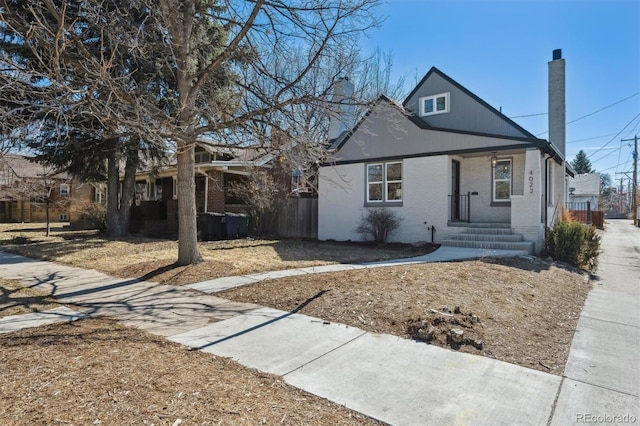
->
464, 228, 514, 235
450, 233, 524, 242
448, 222, 511, 228
440, 239, 535, 254
448, 223, 513, 235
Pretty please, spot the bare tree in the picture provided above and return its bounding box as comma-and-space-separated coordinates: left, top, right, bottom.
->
1, 0, 382, 264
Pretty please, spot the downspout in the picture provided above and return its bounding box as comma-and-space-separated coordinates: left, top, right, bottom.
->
544, 154, 553, 230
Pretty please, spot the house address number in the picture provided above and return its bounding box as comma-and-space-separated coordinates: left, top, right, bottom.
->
529, 170, 534, 194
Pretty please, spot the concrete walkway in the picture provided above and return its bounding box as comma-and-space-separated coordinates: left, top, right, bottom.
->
549, 219, 640, 425
188, 245, 528, 293
0, 233, 637, 425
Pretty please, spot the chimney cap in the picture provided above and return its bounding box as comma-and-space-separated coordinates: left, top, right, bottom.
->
553, 49, 562, 60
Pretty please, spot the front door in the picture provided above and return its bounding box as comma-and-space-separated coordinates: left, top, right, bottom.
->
451, 160, 460, 221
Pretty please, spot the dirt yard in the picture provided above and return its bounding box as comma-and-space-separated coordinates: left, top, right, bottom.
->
0, 223, 592, 377
0, 223, 435, 285
0, 318, 380, 425
221, 257, 591, 375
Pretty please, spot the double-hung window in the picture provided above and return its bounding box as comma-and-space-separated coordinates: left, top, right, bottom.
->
367, 161, 402, 203
493, 159, 512, 202
419, 92, 450, 117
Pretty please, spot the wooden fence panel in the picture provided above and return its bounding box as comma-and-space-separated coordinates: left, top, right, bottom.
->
263, 197, 318, 239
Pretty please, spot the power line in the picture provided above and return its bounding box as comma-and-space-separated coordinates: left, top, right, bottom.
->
567, 133, 620, 144
591, 144, 627, 164
567, 92, 640, 126
509, 112, 547, 119
535, 91, 640, 136
586, 113, 640, 160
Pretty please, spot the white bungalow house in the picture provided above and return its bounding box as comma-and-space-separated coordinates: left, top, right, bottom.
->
318, 50, 571, 254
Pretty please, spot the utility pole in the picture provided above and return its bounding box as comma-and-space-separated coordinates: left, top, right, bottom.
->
621, 136, 638, 225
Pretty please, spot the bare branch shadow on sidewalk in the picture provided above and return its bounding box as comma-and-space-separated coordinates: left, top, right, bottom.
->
191, 289, 331, 352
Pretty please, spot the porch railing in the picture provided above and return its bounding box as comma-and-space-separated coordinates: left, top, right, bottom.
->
449, 192, 471, 223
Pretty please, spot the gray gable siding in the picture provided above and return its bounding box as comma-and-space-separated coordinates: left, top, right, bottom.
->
333, 102, 535, 163
404, 70, 531, 139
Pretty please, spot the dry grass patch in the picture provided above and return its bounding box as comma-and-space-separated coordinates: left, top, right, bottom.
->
221, 257, 591, 375
0, 278, 60, 318
0, 223, 435, 286
0, 318, 380, 425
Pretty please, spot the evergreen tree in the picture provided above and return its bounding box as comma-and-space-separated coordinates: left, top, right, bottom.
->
571, 150, 595, 174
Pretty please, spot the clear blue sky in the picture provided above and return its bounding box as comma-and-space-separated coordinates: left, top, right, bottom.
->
360, 0, 640, 186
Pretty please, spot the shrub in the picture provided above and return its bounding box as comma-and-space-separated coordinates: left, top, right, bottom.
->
356, 208, 402, 246
79, 203, 107, 232
11, 234, 30, 245
545, 215, 600, 271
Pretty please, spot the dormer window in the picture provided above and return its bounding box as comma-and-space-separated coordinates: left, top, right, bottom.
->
419, 92, 450, 116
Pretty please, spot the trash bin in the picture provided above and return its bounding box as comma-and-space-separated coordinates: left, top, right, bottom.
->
199, 212, 224, 241
238, 213, 249, 237
224, 212, 241, 239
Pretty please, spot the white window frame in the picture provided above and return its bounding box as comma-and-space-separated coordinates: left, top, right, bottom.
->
367, 163, 384, 203
94, 189, 104, 204
492, 159, 512, 202
291, 169, 311, 193
59, 183, 70, 196
366, 161, 402, 203
385, 162, 403, 202
419, 92, 450, 117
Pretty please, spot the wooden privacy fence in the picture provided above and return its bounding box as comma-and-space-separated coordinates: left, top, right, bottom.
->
260, 197, 318, 239
566, 201, 604, 229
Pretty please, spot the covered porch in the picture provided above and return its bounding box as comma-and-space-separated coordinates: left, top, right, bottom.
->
447, 149, 529, 225
444, 148, 557, 254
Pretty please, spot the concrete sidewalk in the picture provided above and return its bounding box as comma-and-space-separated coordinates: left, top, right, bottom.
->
1, 236, 637, 425
549, 220, 640, 425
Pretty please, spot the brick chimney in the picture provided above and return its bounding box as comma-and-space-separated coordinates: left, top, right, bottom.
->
548, 49, 566, 157
328, 77, 355, 141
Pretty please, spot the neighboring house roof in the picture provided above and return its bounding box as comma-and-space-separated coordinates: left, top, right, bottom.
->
568, 173, 600, 196
196, 137, 268, 162
0, 154, 70, 183
326, 68, 565, 166
133, 141, 267, 179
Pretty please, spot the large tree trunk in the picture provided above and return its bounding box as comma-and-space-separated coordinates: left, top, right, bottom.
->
176, 142, 202, 265
45, 196, 50, 237
105, 144, 137, 238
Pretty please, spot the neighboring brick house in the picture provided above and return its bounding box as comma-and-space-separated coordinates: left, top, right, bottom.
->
0, 154, 103, 225
128, 140, 319, 237
129, 144, 266, 236
0, 154, 72, 223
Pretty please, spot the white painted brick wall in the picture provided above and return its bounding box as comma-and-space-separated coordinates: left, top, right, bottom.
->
318, 156, 452, 244
511, 149, 545, 253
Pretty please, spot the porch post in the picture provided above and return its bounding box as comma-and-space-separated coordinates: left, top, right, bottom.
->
511, 148, 544, 253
